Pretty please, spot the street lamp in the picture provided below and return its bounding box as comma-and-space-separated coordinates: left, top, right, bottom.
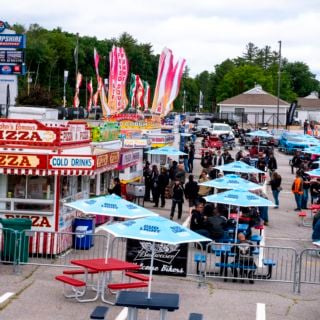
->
276, 40, 282, 129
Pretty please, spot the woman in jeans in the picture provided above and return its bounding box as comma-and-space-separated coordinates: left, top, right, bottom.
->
270, 171, 282, 208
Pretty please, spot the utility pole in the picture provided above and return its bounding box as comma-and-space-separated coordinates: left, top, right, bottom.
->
276, 40, 282, 129
63, 70, 69, 107
182, 90, 186, 113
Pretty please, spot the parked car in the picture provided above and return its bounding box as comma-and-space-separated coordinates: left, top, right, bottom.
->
210, 123, 234, 138
195, 119, 212, 136
278, 132, 309, 154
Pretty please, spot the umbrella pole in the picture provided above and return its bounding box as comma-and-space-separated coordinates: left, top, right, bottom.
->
105, 217, 114, 264
228, 205, 231, 219
147, 242, 155, 299
234, 207, 240, 242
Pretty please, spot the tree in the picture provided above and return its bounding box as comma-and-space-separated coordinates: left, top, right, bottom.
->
283, 62, 319, 97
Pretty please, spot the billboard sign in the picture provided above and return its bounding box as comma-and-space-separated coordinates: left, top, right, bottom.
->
0, 50, 24, 63
0, 34, 26, 49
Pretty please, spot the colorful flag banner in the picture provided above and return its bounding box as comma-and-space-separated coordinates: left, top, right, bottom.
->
135, 75, 144, 110
151, 48, 185, 116
87, 78, 93, 112
129, 73, 137, 108
93, 48, 111, 116
143, 81, 150, 111
151, 48, 173, 114
163, 57, 186, 116
73, 72, 82, 108
108, 46, 129, 114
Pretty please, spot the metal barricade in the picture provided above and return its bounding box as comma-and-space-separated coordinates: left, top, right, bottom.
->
297, 248, 320, 293
187, 241, 298, 292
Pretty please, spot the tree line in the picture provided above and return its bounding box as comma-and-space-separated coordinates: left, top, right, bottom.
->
12, 23, 320, 112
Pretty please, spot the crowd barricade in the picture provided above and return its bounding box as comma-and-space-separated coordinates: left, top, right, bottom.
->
187, 241, 299, 292
297, 248, 320, 293
3, 227, 320, 294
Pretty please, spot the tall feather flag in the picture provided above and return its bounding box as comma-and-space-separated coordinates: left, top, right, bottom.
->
92, 78, 101, 107
163, 57, 186, 116
87, 78, 93, 112
129, 73, 137, 108
108, 46, 129, 114
93, 48, 111, 116
135, 75, 144, 110
143, 81, 150, 111
151, 48, 173, 114
73, 72, 82, 108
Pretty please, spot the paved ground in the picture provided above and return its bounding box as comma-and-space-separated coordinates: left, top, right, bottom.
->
1, 131, 320, 320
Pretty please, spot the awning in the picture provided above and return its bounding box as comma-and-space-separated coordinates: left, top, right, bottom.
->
0, 168, 96, 176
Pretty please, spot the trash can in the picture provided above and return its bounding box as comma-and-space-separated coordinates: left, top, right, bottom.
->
73, 217, 95, 250
0, 218, 32, 263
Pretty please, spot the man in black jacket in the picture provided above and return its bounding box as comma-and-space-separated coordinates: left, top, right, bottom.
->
170, 180, 184, 220
184, 174, 199, 211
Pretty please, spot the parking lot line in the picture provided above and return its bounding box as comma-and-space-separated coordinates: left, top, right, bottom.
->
0, 292, 14, 304
256, 303, 266, 320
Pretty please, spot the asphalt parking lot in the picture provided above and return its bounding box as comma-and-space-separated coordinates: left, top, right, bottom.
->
1, 131, 320, 320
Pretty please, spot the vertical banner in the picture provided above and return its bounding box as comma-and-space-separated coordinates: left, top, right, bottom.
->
93, 48, 111, 116
135, 75, 144, 110
151, 48, 185, 117
87, 78, 93, 112
163, 58, 186, 116
126, 239, 188, 277
129, 73, 137, 108
108, 46, 129, 114
151, 48, 173, 114
73, 72, 82, 108
143, 81, 150, 111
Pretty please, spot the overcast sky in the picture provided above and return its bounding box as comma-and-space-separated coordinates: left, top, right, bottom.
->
3, 0, 320, 78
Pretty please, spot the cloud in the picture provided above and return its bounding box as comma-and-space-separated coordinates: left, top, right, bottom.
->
2, 0, 320, 77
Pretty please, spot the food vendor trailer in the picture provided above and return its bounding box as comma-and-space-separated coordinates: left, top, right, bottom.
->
0, 119, 119, 254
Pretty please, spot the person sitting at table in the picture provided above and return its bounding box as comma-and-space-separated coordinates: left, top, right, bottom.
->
249, 145, 258, 158
206, 208, 227, 241
190, 199, 210, 238
231, 233, 256, 283
108, 177, 121, 197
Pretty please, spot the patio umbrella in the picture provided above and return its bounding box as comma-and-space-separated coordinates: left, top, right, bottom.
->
204, 189, 274, 241
65, 194, 158, 261
246, 130, 273, 151
146, 145, 187, 156
306, 168, 320, 177
198, 174, 262, 191
246, 130, 273, 138
303, 146, 320, 155
100, 215, 211, 299
214, 160, 264, 174
64, 194, 158, 219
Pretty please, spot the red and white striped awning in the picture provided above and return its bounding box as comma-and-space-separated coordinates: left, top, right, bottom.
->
0, 168, 96, 176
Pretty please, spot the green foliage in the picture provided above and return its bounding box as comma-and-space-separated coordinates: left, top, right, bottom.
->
13, 24, 319, 110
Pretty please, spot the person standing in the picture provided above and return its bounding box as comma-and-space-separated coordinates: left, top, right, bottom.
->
303, 120, 309, 135
256, 153, 266, 183
269, 171, 282, 208
158, 167, 169, 208
183, 144, 189, 173
143, 161, 152, 201
170, 180, 184, 220
188, 143, 195, 173
184, 174, 199, 211
292, 173, 303, 211
267, 153, 277, 177
108, 177, 121, 197
198, 171, 211, 197
301, 170, 311, 209
151, 165, 160, 207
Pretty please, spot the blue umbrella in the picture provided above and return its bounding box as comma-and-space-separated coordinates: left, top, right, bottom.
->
198, 174, 262, 191
146, 145, 187, 156
246, 130, 273, 138
306, 168, 320, 177
214, 161, 264, 174
65, 194, 158, 219
205, 189, 274, 241
100, 216, 211, 298
303, 146, 320, 155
